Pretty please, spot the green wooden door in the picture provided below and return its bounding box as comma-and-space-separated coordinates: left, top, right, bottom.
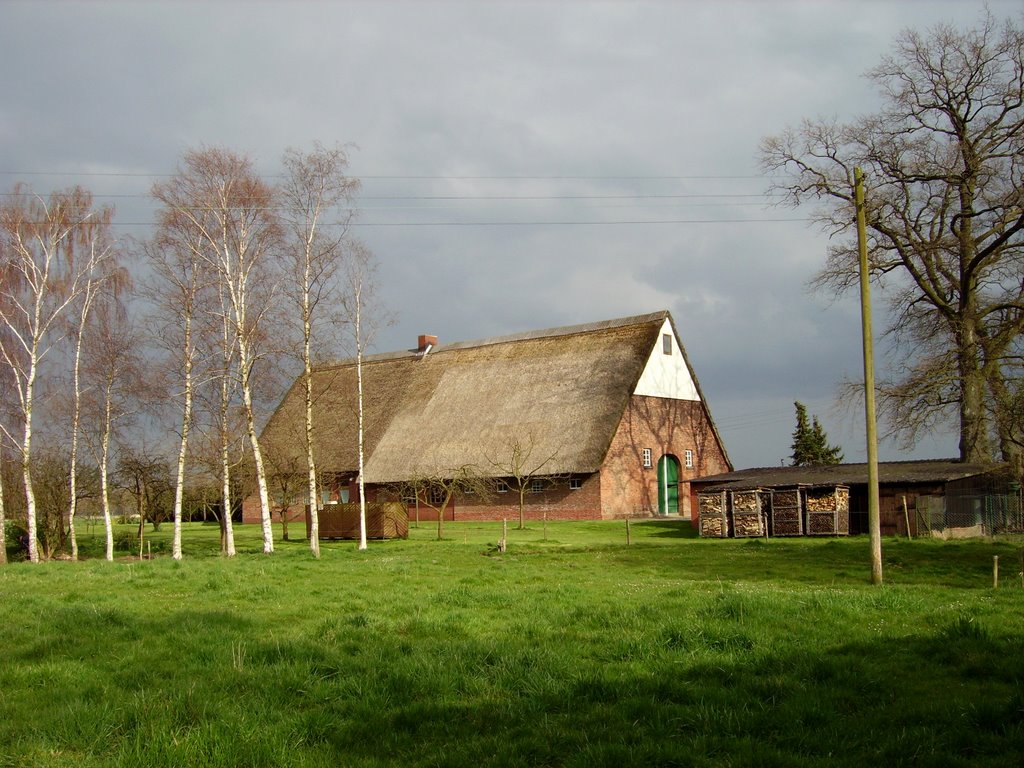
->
657, 455, 680, 516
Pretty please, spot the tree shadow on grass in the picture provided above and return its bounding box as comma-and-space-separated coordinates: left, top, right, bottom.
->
631, 518, 699, 539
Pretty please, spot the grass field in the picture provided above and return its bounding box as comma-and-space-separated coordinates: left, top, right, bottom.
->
1, 520, 1023, 767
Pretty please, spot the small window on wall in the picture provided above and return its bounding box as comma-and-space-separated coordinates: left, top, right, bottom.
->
530, 479, 544, 494
685, 449, 694, 469
569, 477, 582, 490
429, 487, 446, 505
642, 448, 652, 468
662, 333, 673, 355
496, 480, 509, 494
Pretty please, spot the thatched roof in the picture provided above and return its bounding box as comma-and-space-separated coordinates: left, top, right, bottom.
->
261, 310, 713, 483
693, 460, 1001, 492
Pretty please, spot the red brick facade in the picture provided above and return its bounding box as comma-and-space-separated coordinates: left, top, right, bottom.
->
600, 395, 730, 519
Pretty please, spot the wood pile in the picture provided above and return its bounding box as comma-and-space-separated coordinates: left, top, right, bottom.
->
805, 486, 850, 536
770, 488, 803, 536
698, 492, 728, 538
731, 490, 766, 537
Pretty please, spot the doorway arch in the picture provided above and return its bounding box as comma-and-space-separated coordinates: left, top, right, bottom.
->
657, 454, 680, 516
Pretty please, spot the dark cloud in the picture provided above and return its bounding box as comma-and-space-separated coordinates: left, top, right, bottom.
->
1, 0, 995, 467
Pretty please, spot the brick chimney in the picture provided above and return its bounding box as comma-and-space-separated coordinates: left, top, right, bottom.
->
417, 334, 438, 352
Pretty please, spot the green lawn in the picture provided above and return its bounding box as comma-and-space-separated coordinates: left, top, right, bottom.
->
1, 521, 1023, 767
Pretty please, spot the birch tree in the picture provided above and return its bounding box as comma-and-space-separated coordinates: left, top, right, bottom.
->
279, 143, 359, 557
761, 13, 1024, 464
155, 149, 280, 554
0, 185, 114, 562
341, 244, 387, 551
65, 249, 126, 560
83, 300, 141, 561
146, 197, 212, 560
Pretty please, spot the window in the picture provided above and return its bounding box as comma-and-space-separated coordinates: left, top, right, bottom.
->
530, 478, 544, 494
642, 448, 652, 468
340, 488, 350, 504
684, 449, 694, 469
662, 333, 673, 355
429, 487, 446, 505
569, 477, 582, 490
496, 480, 509, 494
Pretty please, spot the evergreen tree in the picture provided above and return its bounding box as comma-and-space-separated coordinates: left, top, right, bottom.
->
790, 402, 844, 466
809, 416, 844, 465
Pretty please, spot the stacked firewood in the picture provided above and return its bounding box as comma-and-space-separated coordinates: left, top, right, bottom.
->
731, 490, 765, 537
698, 492, 728, 537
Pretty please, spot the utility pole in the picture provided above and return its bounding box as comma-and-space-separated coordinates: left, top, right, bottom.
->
855, 167, 883, 585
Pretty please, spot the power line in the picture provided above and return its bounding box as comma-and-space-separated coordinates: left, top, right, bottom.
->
0, 170, 770, 181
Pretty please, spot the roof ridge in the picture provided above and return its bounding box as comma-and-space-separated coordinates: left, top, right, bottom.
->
317, 310, 671, 367
439, 310, 670, 351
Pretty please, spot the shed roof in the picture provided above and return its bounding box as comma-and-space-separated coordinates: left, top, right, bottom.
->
260, 310, 722, 483
693, 460, 1000, 492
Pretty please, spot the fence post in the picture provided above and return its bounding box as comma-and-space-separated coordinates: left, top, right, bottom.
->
626, 517, 631, 546
993, 555, 999, 589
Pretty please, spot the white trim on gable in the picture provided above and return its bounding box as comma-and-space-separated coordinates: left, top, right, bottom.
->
632, 318, 700, 401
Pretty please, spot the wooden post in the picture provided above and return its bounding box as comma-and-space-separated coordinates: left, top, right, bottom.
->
1019, 548, 1023, 589
902, 496, 912, 539
626, 517, 632, 546
993, 555, 999, 589
856, 167, 883, 585
499, 518, 507, 553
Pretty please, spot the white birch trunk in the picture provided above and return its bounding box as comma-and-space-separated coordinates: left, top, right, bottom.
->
22, 347, 39, 563
219, 388, 236, 558
171, 310, 193, 561
67, 286, 94, 561
0, 455, 7, 565
238, 344, 274, 554
219, 308, 237, 558
303, 279, 320, 557
355, 280, 368, 551
305, 345, 320, 557
100, 387, 114, 562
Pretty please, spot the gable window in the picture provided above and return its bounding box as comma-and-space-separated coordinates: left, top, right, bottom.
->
496, 480, 509, 494
684, 449, 694, 469
569, 477, 582, 490
662, 333, 673, 355
642, 448, 652, 468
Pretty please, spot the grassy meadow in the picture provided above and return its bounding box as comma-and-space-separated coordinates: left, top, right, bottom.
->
1, 520, 1023, 767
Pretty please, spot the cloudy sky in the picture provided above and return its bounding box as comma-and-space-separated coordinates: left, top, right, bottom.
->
1, 0, 1013, 469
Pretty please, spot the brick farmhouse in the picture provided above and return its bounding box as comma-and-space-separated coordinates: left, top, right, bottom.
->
249, 311, 731, 528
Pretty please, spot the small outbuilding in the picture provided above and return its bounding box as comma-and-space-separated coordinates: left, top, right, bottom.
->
692, 460, 1019, 538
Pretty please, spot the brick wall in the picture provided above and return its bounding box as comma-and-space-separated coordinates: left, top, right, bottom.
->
451, 474, 602, 522
601, 395, 730, 520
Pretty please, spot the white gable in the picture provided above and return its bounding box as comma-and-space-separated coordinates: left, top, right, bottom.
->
632, 318, 700, 401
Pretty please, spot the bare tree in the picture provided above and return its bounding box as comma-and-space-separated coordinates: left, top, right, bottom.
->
488, 433, 564, 530
417, 465, 492, 541
114, 449, 173, 556
278, 143, 360, 557
154, 148, 281, 554
0, 185, 115, 562
760, 13, 1024, 464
